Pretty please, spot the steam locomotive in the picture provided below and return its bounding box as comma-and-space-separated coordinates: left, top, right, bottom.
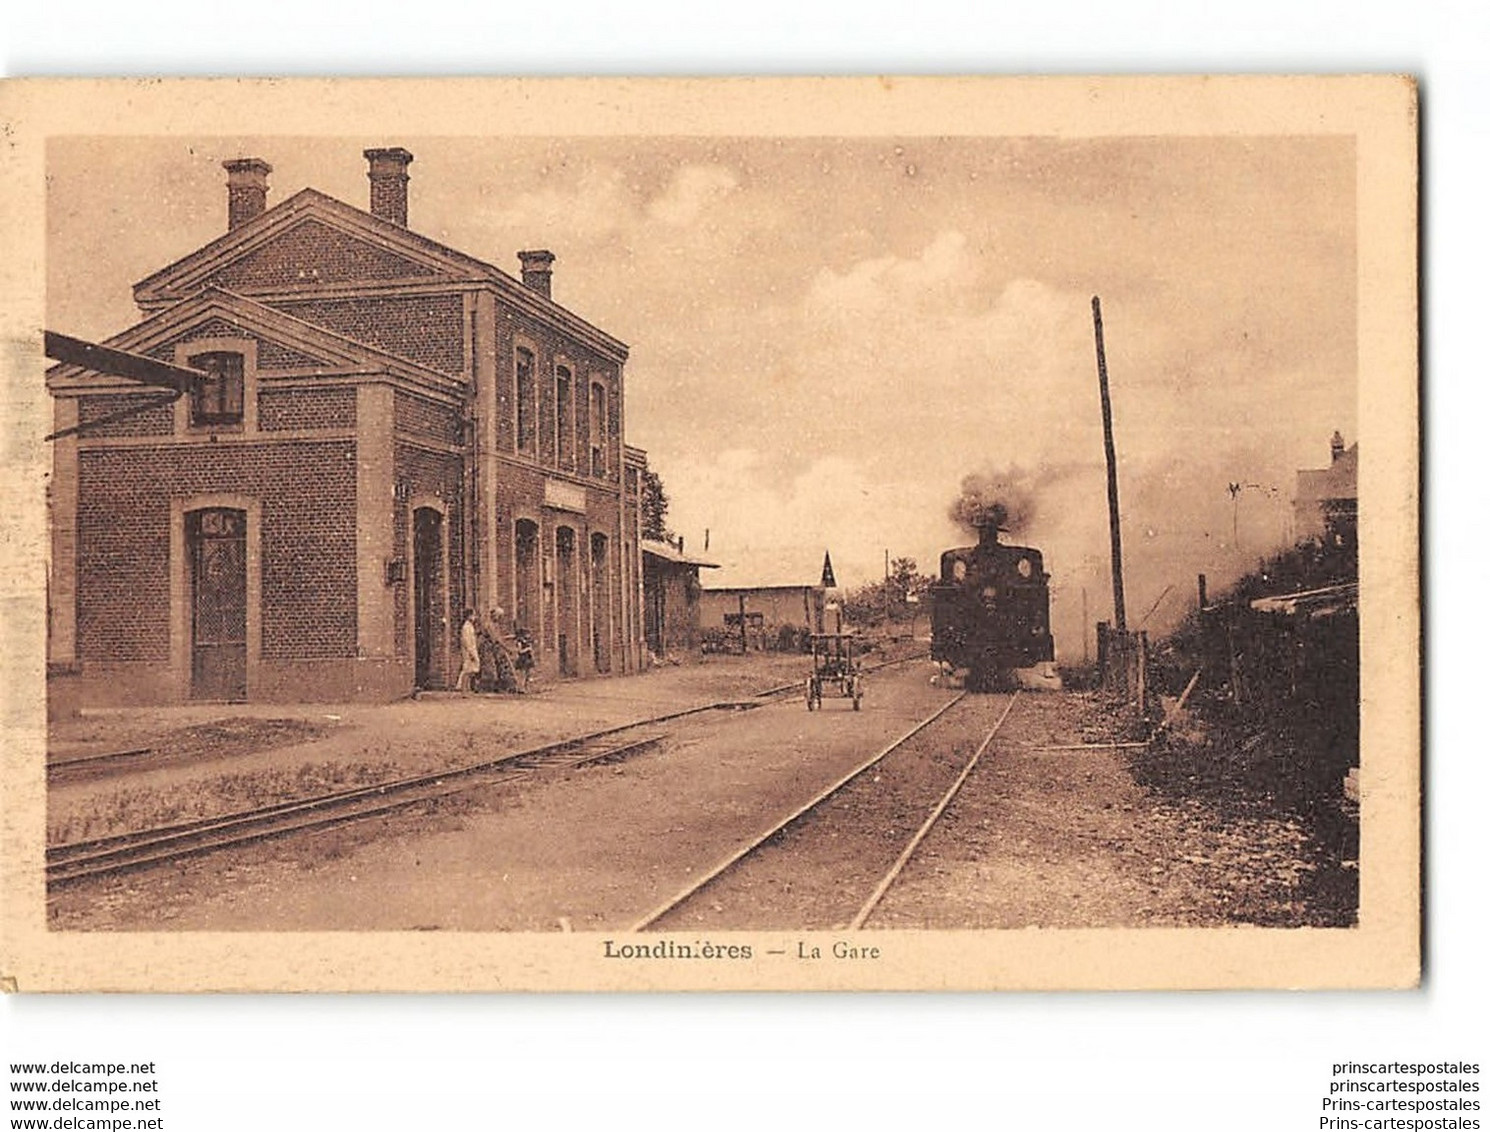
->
928, 522, 1055, 690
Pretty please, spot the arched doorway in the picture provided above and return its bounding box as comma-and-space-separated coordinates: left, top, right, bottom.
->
413, 507, 445, 689
590, 532, 611, 673
555, 525, 577, 676
514, 518, 541, 646
187, 507, 248, 701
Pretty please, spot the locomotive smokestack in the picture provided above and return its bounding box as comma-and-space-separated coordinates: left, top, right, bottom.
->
950, 474, 1031, 542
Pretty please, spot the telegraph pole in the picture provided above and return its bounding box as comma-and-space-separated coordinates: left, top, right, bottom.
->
1092, 296, 1128, 633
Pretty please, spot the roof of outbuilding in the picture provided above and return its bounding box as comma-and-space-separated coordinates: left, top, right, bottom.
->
1295, 443, 1358, 505
641, 539, 719, 569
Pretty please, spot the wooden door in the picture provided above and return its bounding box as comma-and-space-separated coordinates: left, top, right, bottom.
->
413, 507, 444, 689
189, 508, 247, 701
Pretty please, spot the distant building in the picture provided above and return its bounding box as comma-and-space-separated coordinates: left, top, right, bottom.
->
641, 538, 718, 657
47, 148, 645, 704
700, 584, 827, 648
1294, 430, 1358, 550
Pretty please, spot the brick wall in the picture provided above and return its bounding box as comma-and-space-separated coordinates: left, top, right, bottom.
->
496, 308, 620, 484
77, 394, 174, 438
259, 386, 357, 431
394, 390, 463, 446
490, 460, 632, 676
145, 318, 327, 370
75, 441, 359, 664
211, 219, 437, 289
275, 294, 464, 375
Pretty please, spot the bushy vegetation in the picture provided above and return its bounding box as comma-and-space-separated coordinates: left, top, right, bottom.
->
842, 557, 934, 629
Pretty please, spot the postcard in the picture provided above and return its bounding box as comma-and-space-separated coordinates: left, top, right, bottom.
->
0, 75, 1417, 990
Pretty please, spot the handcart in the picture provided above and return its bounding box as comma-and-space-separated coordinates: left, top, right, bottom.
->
806, 632, 863, 711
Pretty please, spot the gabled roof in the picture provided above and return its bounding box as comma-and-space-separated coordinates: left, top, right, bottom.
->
1296, 443, 1358, 505
702, 582, 824, 594
47, 287, 463, 398
641, 538, 719, 569
132, 188, 629, 364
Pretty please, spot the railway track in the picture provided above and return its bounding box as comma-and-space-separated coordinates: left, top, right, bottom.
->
46, 649, 928, 787
46, 727, 671, 886
46, 652, 929, 888
630, 690, 1022, 932
47, 747, 157, 785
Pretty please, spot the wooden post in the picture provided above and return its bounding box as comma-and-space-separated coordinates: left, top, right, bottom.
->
1082, 587, 1089, 664
1197, 572, 1208, 611
1092, 296, 1128, 634
737, 593, 747, 654
1136, 630, 1149, 716
1225, 618, 1245, 705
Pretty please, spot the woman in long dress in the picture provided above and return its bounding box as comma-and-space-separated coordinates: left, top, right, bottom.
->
477, 608, 519, 693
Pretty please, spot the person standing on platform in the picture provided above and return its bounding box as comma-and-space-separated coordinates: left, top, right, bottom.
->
458, 609, 481, 694
480, 607, 519, 693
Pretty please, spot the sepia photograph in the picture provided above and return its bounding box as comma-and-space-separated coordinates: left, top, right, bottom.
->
1, 75, 1418, 991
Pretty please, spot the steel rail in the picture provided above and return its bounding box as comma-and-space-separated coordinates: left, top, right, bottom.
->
46, 735, 666, 885
46, 680, 811, 886
627, 691, 969, 932
848, 691, 1021, 929
749, 646, 928, 698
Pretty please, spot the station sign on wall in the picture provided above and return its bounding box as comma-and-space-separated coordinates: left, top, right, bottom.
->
543, 478, 587, 514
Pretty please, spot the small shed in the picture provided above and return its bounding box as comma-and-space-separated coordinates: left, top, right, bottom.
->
642, 539, 719, 658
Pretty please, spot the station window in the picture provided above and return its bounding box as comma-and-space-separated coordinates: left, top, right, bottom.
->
589, 380, 608, 477
516, 348, 536, 455
556, 365, 574, 469
187, 351, 245, 427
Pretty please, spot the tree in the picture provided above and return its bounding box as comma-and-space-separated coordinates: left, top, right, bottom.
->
640, 469, 672, 544
890, 557, 924, 603
842, 558, 934, 628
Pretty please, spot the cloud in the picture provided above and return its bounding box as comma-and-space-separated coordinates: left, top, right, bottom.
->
661, 449, 956, 589
485, 164, 637, 243
646, 165, 739, 227
647, 226, 1323, 658
805, 230, 976, 313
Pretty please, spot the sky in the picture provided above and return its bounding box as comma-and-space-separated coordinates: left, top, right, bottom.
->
48, 133, 1357, 655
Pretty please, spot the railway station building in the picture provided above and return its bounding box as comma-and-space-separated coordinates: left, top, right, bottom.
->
47, 148, 647, 705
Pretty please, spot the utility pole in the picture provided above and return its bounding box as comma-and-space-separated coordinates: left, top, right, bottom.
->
1092, 296, 1128, 633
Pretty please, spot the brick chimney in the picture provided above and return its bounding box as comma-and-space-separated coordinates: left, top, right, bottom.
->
223, 158, 272, 230
518, 250, 555, 298
363, 147, 414, 226
1330, 429, 1346, 463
